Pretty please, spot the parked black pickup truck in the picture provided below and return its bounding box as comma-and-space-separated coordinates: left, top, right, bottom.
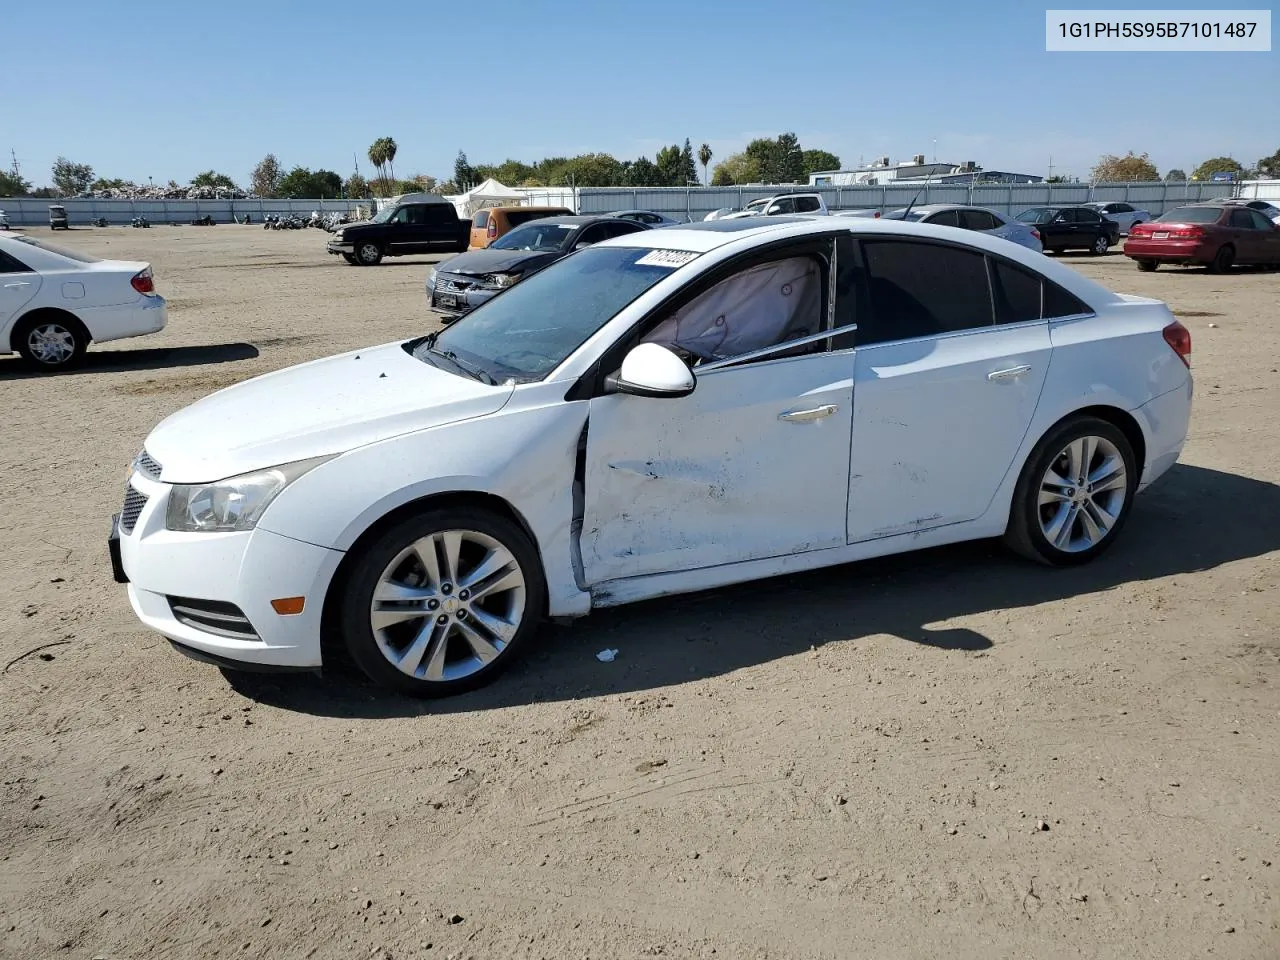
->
327, 193, 469, 265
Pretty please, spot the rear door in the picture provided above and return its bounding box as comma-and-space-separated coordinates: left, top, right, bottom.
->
1227, 208, 1263, 261
0, 248, 42, 347
845, 237, 1054, 541
1248, 209, 1280, 262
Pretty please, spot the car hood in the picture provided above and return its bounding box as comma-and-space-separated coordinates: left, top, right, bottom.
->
439, 248, 558, 276
143, 341, 514, 483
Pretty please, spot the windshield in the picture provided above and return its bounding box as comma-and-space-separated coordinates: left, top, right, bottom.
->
1157, 206, 1223, 224
417, 246, 694, 383
370, 205, 397, 223
744, 199, 769, 211
13, 235, 102, 263
1016, 208, 1052, 224
489, 222, 574, 251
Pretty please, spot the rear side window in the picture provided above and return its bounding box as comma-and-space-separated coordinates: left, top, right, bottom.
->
423, 205, 454, 223
0, 250, 33, 273
991, 260, 1042, 324
858, 240, 992, 344
1229, 209, 1255, 228
505, 210, 559, 228
472, 211, 489, 228
924, 210, 961, 227
960, 209, 998, 231
794, 196, 822, 213
1043, 279, 1092, 318
602, 221, 647, 239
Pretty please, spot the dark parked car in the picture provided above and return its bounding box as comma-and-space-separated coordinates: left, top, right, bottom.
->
1123, 203, 1280, 272
328, 193, 469, 266
605, 209, 685, 226
1015, 205, 1119, 255
427, 216, 650, 319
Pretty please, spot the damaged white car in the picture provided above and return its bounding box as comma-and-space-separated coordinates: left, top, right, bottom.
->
112, 216, 1193, 697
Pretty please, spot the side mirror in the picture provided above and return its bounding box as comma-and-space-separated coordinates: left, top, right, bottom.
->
604, 343, 696, 399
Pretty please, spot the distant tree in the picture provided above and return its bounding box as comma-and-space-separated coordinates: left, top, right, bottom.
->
774, 133, 804, 183
434, 179, 460, 194
454, 150, 477, 190
711, 152, 761, 186
1091, 152, 1159, 182
801, 149, 841, 178
29, 186, 59, 198
344, 173, 370, 198
679, 139, 698, 186
1191, 156, 1244, 181
1255, 148, 1280, 179
191, 170, 238, 191
697, 143, 713, 185
490, 159, 535, 185
1164, 168, 1187, 181
278, 166, 343, 198
383, 138, 398, 183
251, 154, 282, 197
90, 177, 130, 191
1, 170, 34, 195
51, 156, 95, 195
367, 139, 388, 184
411, 173, 438, 192
655, 144, 684, 186
626, 157, 662, 187
744, 138, 780, 182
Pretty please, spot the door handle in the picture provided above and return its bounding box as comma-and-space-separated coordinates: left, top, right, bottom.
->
779, 404, 837, 423
987, 364, 1031, 381
3, 282, 31, 288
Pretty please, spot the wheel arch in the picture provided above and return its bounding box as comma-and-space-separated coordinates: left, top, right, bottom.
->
1019, 403, 1147, 488
318, 489, 548, 669
6, 306, 91, 353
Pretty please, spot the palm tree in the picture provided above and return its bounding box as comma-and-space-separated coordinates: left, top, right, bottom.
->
384, 137, 398, 185
367, 139, 387, 192
698, 143, 713, 186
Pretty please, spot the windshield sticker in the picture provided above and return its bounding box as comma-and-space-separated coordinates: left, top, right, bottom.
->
635, 249, 700, 268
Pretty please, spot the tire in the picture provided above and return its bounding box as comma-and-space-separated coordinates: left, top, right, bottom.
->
1003, 416, 1138, 567
1090, 234, 1110, 255
339, 506, 546, 697
13, 313, 89, 371
1136, 260, 1158, 272
1208, 245, 1234, 274
355, 241, 383, 266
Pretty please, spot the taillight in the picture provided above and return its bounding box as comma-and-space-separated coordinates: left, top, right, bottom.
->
1163, 320, 1191, 367
1168, 226, 1204, 239
131, 268, 155, 295
873, 211, 881, 219
1031, 228, 1040, 239
487, 220, 497, 240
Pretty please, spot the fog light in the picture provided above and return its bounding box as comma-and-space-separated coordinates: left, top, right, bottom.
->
270, 597, 305, 615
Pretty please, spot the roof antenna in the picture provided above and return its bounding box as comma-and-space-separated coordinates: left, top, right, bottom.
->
900, 184, 927, 221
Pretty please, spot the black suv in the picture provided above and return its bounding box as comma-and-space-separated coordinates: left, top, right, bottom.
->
328, 193, 470, 265
1014, 205, 1120, 255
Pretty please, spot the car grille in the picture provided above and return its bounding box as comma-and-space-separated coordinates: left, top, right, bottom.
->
135, 450, 162, 480
436, 275, 474, 292
120, 487, 148, 534
167, 597, 262, 642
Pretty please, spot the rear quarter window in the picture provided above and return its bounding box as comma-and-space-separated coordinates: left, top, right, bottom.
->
473, 211, 489, 228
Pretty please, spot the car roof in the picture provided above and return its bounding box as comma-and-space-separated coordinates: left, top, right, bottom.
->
516, 215, 646, 227
487, 205, 573, 213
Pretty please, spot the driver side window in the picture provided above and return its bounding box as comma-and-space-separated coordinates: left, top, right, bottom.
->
641, 255, 824, 366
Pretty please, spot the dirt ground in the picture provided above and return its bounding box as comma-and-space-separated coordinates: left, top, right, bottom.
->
1, 225, 1277, 960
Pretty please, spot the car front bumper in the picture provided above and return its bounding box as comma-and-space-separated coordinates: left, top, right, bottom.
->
427, 273, 500, 316
114, 473, 343, 669
327, 240, 354, 255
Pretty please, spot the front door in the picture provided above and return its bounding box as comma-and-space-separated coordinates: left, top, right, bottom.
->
845, 237, 1054, 542
581, 244, 854, 583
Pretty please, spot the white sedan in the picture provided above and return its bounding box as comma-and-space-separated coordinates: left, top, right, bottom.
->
1081, 201, 1152, 235
0, 234, 167, 370
113, 217, 1193, 697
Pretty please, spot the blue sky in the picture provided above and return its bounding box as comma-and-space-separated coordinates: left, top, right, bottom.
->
6, 0, 1276, 187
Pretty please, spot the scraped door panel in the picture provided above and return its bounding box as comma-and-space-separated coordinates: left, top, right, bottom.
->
581, 354, 854, 584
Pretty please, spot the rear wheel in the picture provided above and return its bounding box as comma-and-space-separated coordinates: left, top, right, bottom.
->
1004, 416, 1137, 566
1208, 245, 1234, 274
13, 314, 89, 371
1091, 234, 1110, 255
1136, 260, 1158, 272
339, 507, 546, 697
356, 242, 383, 266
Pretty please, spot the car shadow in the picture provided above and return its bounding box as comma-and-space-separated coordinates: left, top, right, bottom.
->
0, 342, 259, 379
224, 463, 1280, 718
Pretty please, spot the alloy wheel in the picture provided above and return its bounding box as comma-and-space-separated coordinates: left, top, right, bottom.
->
1036, 435, 1128, 553
369, 529, 527, 682
27, 323, 77, 365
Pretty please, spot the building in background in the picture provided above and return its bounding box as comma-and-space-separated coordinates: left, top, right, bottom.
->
810, 155, 1043, 186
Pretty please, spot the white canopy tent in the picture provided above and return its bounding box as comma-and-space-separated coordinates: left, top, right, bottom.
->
448, 178, 526, 218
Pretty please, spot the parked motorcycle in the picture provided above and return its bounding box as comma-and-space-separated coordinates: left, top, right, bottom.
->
131, 216, 151, 228
190, 215, 215, 226
92, 217, 108, 227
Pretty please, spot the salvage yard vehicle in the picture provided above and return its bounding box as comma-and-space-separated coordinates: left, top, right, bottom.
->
0, 233, 167, 370
428, 216, 650, 319
1222, 197, 1280, 226
112, 216, 1192, 698
49, 205, 69, 230
707, 193, 828, 220
840, 204, 1042, 252
1015, 205, 1119, 255
328, 193, 469, 265
1081, 201, 1151, 235
1123, 203, 1280, 272
0, 209, 10, 230
469, 206, 575, 250
606, 209, 685, 226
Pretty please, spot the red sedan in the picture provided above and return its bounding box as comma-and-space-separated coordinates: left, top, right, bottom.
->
1124, 203, 1280, 273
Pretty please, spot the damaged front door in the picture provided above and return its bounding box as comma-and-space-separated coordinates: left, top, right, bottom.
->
580, 351, 854, 584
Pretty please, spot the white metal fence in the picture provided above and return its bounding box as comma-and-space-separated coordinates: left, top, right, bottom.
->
0, 197, 365, 227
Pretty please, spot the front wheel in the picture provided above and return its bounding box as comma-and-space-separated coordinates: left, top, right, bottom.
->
339, 507, 546, 697
1004, 416, 1137, 566
355, 242, 383, 266
1136, 259, 1158, 272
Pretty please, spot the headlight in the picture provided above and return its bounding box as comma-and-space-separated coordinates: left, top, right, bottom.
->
483, 272, 521, 288
426, 266, 437, 289
333, 230, 344, 240
165, 456, 332, 533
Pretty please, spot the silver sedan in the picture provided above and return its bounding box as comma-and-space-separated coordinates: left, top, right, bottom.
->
835, 204, 1042, 252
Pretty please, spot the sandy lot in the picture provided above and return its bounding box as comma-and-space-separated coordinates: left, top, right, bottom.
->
1, 226, 1277, 960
